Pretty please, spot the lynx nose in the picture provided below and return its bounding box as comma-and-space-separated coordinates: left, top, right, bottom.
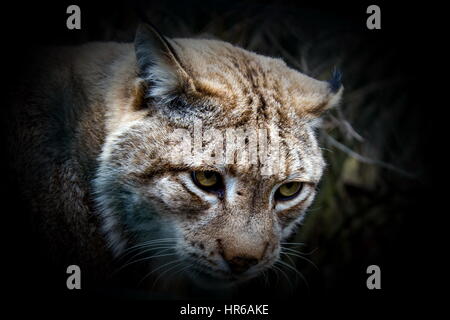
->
225, 256, 258, 274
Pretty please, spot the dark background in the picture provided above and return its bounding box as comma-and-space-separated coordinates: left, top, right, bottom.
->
1, 0, 442, 314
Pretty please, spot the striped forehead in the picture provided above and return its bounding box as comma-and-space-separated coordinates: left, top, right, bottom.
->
177, 42, 321, 128
196, 128, 324, 183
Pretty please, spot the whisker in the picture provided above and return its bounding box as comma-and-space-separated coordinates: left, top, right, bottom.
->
118, 238, 179, 256
261, 270, 270, 288
151, 261, 186, 290
283, 252, 297, 269
170, 263, 193, 281
280, 250, 319, 271
116, 245, 176, 271
113, 249, 177, 275
282, 246, 318, 256
272, 264, 294, 292
276, 259, 310, 292
153, 263, 193, 290
119, 245, 175, 263
138, 258, 185, 286
280, 242, 306, 246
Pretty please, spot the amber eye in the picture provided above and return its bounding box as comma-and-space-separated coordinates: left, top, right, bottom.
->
275, 182, 303, 201
192, 171, 222, 191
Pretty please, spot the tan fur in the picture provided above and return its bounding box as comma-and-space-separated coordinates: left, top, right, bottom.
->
9, 25, 342, 289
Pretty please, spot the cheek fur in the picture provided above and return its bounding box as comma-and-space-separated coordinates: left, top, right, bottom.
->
144, 174, 211, 215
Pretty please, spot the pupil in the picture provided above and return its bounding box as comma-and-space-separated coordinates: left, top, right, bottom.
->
204, 172, 213, 179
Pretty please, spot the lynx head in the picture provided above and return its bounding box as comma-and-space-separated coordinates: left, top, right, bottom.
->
94, 24, 342, 288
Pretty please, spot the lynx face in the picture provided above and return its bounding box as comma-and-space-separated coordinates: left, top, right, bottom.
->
94, 24, 342, 287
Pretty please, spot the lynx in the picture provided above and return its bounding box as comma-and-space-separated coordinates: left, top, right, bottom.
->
9, 23, 342, 290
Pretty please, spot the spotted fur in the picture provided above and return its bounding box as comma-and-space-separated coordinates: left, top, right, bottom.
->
10, 24, 342, 288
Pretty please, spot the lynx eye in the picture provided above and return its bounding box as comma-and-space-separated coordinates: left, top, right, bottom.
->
192, 171, 222, 191
275, 182, 303, 201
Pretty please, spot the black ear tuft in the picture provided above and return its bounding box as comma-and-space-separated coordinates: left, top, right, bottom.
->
328, 68, 343, 93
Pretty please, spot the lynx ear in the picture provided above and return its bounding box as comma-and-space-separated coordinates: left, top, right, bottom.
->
300, 69, 343, 118
327, 68, 343, 94
318, 69, 343, 114
134, 23, 192, 102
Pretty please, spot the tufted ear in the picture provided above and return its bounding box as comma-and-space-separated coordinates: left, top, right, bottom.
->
298, 69, 343, 118
317, 69, 343, 114
323, 78, 344, 112
134, 23, 193, 103
323, 69, 344, 111
327, 68, 343, 94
